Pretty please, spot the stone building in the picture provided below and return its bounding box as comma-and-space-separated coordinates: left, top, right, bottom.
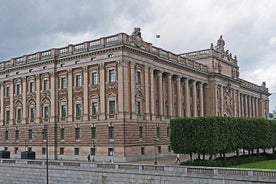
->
0, 28, 270, 162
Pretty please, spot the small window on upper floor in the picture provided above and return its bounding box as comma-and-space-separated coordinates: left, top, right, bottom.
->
91, 72, 98, 85
43, 79, 49, 91
108, 53, 113, 58
61, 77, 67, 89
75, 60, 80, 64
75, 75, 82, 87
109, 69, 115, 83
136, 71, 141, 84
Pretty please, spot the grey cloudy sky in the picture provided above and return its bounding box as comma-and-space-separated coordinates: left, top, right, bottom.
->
1, 0, 276, 111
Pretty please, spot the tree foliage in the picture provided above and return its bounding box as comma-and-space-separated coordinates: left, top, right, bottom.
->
170, 116, 276, 159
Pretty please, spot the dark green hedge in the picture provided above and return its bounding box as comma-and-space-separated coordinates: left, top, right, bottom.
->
170, 116, 276, 159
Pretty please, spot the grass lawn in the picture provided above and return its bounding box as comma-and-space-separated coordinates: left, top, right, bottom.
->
231, 160, 276, 170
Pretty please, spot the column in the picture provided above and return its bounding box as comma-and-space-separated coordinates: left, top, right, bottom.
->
167, 74, 172, 117
244, 95, 248, 117
50, 72, 56, 123
240, 94, 244, 117
67, 70, 73, 122
158, 71, 163, 118
199, 82, 204, 116
0, 83, 4, 125
256, 98, 259, 117
252, 97, 255, 118
233, 90, 237, 117
83, 67, 89, 121
248, 96, 252, 117
220, 86, 224, 116
99, 64, 106, 120
36, 75, 41, 123
238, 91, 241, 117
10, 80, 14, 124
123, 61, 130, 119
185, 78, 190, 117
192, 80, 197, 117
130, 63, 136, 118
150, 68, 155, 119
176, 76, 181, 117
22, 77, 27, 124
144, 66, 150, 120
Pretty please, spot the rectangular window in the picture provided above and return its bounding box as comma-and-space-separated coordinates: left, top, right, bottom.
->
15, 147, 18, 154
91, 147, 96, 156
17, 109, 22, 122
76, 75, 82, 87
108, 148, 114, 156
109, 101, 115, 115
91, 72, 98, 85
76, 104, 82, 117
30, 81, 35, 93
108, 127, 114, 139
139, 126, 143, 139
43, 80, 49, 91
30, 107, 35, 121
91, 127, 96, 139
158, 146, 161, 153
16, 84, 21, 95
136, 101, 141, 115
15, 130, 19, 140
6, 86, 10, 97
5, 130, 8, 141
92, 102, 98, 116
136, 71, 141, 84
28, 147, 32, 152
42, 147, 46, 155
167, 127, 170, 137
61, 77, 67, 89
109, 69, 115, 82
141, 147, 145, 155
28, 129, 32, 140
74, 148, 79, 155
42, 128, 47, 140
44, 106, 49, 119
61, 105, 67, 118
60, 147, 64, 155
6, 110, 10, 123
60, 128, 65, 140
157, 127, 160, 138
75, 128, 80, 140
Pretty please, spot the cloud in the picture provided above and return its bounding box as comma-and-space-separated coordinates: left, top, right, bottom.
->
0, 0, 276, 110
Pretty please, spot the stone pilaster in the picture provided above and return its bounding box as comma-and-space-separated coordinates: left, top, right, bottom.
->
22, 77, 27, 124
199, 82, 204, 116
158, 71, 163, 119
192, 80, 197, 117
36, 75, 41, 123
99, 64, 106, 120
67, 70, 73, 122
83, 67, 89, 121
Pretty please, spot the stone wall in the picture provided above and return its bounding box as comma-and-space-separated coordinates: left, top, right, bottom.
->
0, 159, 276, 184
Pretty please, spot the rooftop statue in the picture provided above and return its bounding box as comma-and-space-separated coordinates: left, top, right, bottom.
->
216, 35, 225, 52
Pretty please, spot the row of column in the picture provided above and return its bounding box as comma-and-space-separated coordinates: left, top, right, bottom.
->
239, 93, 260, 118
142, 68, 205, 119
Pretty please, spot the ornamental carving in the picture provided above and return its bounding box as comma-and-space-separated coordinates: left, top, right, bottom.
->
89, 84, 99, 91
223, 82, 233, 116
106, 82, 118, 90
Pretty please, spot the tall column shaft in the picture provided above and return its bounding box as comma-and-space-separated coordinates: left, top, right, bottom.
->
99, 64, 106, 120
176, 77, 181, 117
22, 78, 27, 124
67, 70, 73, 122
185, 79, 190, 117
192, 81, 197, 117
158, 71, 163, 118
167, 74, 172, 117
199, 82, 204, 116
36, 75, 41, 123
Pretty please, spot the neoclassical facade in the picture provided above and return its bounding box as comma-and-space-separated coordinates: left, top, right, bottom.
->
0, 28, 270, 162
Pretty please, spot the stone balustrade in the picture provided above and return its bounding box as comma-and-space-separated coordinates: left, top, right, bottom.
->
0, 33, 208, 74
